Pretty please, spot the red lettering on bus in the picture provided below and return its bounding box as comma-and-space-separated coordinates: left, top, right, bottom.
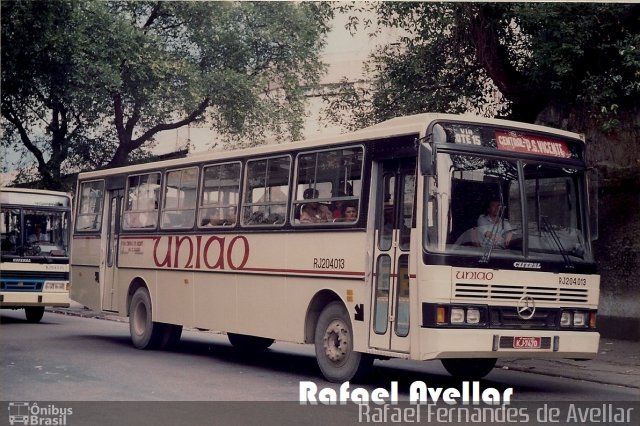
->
175, 236, 194, 269
195, 236, 202, 269
153, 236, 172, 267
151, 235, 250, 270
227, 236, 249, 270
455, 271, 494, 281
203, 236, 226, 270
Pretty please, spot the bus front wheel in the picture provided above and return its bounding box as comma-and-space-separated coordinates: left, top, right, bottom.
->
441, 358, 497, 380
25, 307, 45, 323
129, 287, 164, 350
314, 301, 373, 383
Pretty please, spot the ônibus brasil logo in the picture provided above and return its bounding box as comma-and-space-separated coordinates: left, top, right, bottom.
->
7, 402, 72, 426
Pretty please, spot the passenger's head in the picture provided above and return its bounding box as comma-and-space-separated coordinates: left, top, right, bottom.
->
303, 188, 319, 200
487, 199, 502, 216
343, 205, 358, 221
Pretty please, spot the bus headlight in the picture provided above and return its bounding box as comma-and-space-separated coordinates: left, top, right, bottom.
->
560, 311, 572, 327
43, 281, 69, 292
560, 310, 591, 328
573, 311, 587, 327
466, 308, 481, 324
422, 304, 488, 327
450, 306, 486, 325
451, 308, 465, 324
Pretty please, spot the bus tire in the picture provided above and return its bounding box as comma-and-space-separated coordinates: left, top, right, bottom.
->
315, 301, 373, 383
129, 287, 164, 350
25, 307, 45, 323
228, 333, 274, 351
441, 358, 497, 380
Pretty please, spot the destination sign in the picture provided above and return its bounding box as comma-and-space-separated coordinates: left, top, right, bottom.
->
495, 131, 571, 159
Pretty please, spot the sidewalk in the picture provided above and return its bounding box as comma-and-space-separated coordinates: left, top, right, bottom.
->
496, 338, 640, 389
48, 303, 640, 389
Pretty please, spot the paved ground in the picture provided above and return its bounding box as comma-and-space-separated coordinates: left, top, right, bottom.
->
48, 302, 640, 390
497, 337, 640, 389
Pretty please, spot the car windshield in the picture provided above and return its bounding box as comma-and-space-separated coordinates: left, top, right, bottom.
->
1, 208, 69, 257
424, 152, 592, 265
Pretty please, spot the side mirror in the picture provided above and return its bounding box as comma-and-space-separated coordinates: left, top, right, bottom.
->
588, 169, 599, 241
419, 142, 435, 176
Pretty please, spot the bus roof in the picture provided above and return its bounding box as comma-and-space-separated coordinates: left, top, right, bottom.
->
77, 113, 585, 180
0, 187, 72, 207
0, 187, 71, 198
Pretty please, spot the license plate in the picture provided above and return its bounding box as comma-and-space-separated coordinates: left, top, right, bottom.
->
513, 336, 542, 349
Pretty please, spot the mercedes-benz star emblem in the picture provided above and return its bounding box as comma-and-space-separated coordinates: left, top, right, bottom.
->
517, 296, 536, 320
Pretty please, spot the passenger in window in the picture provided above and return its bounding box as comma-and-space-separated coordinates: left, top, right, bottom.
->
476, 198, 512, 248
331, 191, 347, 220
222, 206, 237, 226
203, 209, 221, 227
334, 203, 358, 222
343, 205, 358, 222
300, 189, 332, 223
28, 223, 49, 243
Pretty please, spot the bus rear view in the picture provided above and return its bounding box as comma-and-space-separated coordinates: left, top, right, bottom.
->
0, 188, 71, 322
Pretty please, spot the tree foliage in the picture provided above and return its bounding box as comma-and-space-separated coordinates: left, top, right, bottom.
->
324, 3, 640, 134
1, 1, 332, 189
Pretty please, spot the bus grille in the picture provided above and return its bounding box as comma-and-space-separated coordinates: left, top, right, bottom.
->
1, 271, 67, 292
490, 307, 558, 328
454, 283, 588, 303
1, 280, 44, 291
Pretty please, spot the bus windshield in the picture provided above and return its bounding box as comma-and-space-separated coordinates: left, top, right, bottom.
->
1, 207, 69, 258
424, 151, 592, 265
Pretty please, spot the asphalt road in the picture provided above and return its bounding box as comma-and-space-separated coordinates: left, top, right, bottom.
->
1, 309, 638, 425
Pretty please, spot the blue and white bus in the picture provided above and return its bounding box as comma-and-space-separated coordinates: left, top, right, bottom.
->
1, 188, 72, 322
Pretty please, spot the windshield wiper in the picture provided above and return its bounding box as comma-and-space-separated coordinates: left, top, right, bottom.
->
480, 205, 505, 264
541, 216, 574, 269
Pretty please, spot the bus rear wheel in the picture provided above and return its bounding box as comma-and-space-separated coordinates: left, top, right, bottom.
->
25, 307, 45, 323
314, 301, 373, 383
441, 358, 497, 380
228, 333, 274, 351
129, 287, 164, 350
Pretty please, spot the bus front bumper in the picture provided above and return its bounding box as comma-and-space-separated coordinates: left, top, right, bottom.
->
0, 292, 71, 308
418, 328, 600, 360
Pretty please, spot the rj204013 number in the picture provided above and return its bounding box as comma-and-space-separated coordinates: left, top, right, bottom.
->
559, 276, 587, 286
313, 258, 345, 270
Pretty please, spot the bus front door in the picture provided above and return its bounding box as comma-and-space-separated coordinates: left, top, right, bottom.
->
369, 160, 415, 353
102, 189, 123, 312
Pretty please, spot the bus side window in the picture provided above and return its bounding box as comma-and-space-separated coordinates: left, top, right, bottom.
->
123, 173, 161, 230
292, 146, 363, 226
161, 167, 198, 230
242, 156, 290, 227
199, 162, 241, 229
76, 180, 105, 232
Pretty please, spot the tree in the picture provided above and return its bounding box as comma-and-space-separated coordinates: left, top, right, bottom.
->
324, 3, 640, 156
1, 1, 332, 189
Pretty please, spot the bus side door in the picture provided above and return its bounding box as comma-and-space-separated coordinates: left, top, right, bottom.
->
103, 188, 124, 312
369, 159, 415, 353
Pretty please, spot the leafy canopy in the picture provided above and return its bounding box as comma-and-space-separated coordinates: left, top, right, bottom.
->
324, 3, 640, 132
1, 1, 332, 189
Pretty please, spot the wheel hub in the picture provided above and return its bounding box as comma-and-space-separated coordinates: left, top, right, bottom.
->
323, 319, 350, 363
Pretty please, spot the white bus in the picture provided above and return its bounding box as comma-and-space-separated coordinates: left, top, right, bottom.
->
1, 188, 72, 323
70, 113, 599, 382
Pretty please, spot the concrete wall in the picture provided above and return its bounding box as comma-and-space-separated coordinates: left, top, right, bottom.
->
593, 175, 640, 341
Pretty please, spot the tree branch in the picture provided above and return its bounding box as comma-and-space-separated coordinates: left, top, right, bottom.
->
131, 98, 210, 149
1, 104, 47, 167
